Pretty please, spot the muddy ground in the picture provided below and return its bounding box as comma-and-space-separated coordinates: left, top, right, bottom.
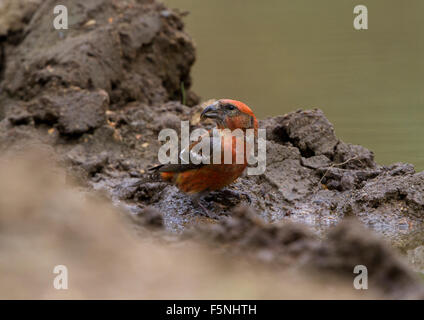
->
0, 0, 423, 298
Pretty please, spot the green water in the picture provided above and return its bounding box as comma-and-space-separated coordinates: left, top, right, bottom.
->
165, 0, 424, 170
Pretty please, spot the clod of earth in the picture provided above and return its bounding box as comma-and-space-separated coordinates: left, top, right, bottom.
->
0, 0, 424, 298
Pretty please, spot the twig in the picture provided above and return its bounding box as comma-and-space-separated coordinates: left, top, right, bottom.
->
318, 155, 361, 185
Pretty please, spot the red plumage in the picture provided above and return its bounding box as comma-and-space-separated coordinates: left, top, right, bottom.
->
151, 99, 258, 195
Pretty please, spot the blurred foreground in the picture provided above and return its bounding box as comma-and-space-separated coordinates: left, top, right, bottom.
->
0, 149, 367, 299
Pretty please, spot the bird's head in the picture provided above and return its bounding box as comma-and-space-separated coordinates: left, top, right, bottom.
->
200, 99, 258, 132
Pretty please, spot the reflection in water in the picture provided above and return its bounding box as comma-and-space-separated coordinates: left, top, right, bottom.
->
165, 0, 424, 170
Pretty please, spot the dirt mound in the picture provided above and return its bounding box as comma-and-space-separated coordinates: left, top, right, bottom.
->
0, 0, 423, 298
1, 0, 198, 106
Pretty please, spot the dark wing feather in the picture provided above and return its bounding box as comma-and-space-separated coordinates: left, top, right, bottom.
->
148, 131, 213, 173
148, 163, 206, 173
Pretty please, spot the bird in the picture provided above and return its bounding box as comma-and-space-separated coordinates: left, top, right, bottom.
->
148, 99, 258, 217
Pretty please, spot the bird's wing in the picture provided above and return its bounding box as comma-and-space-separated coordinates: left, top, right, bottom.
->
149, 163, 205, 173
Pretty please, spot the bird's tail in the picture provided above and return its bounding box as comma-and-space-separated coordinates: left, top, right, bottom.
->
128, 165, 164, 188
148, 164, 165, 172
147, 164, 174, 182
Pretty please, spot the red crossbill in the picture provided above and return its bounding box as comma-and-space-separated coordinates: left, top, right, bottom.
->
149, 99, 258, 215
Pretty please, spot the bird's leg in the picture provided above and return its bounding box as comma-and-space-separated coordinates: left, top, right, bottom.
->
190, 192, 219, 219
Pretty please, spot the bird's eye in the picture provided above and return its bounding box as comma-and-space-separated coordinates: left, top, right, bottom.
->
226, 104, 236, 110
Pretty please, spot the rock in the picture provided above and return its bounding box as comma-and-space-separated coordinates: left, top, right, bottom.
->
28, 88, 109, 135
347, 170, 424, 219
317, 167, 380, 191
301, 155, 331, 169
0, 0, 42, 37
333, 141, 376, 169
67, 146, 108, 175
7, 110, 33, 126
384, 162, 415, 176
155, 113, 183, 131
57, 89, 109, 135
263, 109, 339, 158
